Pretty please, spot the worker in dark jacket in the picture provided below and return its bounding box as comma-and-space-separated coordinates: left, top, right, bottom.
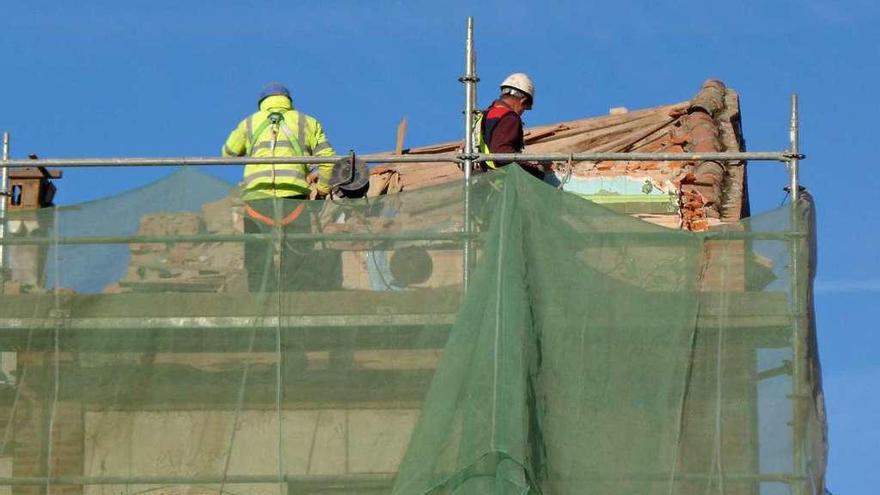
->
477, 73, 546, 179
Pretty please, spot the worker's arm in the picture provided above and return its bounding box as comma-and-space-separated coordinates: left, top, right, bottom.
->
489, 113, 546, 178
222, 118, 248, 157
308, 118, 336, 194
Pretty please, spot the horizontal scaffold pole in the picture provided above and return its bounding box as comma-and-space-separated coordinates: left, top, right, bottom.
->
0, 474, 393, 487
0, 231, 476, 246
0, 151, 796, 168
0, 230, 803, 246
473, 151, 793, 163
0, 471, 810, 486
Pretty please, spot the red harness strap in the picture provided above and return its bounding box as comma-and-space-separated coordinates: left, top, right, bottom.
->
244, 202, 306, 227
485, 103, 514, 120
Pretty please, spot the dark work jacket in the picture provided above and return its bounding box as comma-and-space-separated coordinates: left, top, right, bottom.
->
481, 99, 523, 167
480, 99, 545, 179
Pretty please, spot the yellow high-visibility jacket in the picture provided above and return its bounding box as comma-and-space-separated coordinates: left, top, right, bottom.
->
223, 95, 335, 200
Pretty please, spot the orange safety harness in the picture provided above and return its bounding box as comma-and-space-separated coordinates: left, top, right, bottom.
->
244, 202, 306, 227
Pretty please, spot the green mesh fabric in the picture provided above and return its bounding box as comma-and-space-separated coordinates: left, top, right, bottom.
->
0, 166, 824, 495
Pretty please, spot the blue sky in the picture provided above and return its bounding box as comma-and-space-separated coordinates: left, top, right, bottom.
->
1, 1, 877, 492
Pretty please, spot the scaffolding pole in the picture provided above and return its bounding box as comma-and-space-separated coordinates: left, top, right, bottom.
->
460, 16, 477, 289
0, 471, 810, 487
458, 17, 477, 288
0, 132, 8, 290
0, 151, 793, 168
0, 230, 803, 247
790, 94, 800, 202
789, 92, 807, 495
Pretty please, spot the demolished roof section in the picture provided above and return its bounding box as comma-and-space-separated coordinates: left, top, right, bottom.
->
372, 80, 748, 231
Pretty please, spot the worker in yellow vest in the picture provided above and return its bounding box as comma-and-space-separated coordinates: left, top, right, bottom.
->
223, 82, 340, 291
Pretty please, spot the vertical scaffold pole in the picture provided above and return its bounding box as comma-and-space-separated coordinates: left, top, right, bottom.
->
0, 132, 9, 290
789, 93, 806, 495
790, 94, 800, 203
461, 17, 477, 289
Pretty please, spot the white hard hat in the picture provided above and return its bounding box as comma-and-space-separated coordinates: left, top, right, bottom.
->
500, 73, 535, 104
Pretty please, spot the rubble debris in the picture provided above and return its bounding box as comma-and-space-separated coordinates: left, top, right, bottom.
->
368, 167, 403, 197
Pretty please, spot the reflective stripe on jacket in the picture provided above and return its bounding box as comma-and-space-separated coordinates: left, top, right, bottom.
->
223, 94, 335, 200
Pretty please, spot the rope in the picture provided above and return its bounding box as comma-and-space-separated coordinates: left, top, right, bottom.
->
45, 205, 63, 495
557, 153, 574, 190
275, 211, 285, 492
219, 205, 278, 495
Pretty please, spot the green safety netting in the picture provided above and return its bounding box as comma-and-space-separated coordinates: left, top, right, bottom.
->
0, 165, 824, 495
